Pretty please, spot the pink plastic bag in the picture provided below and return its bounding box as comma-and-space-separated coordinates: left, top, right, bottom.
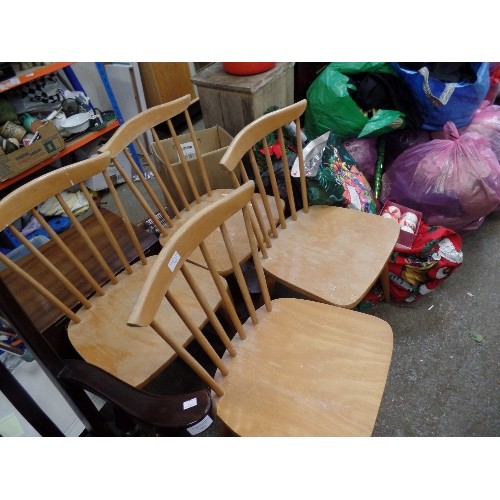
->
465, 101, 500, 161
381, 122, 500, 233
342, 137, 377, 184
383, 129, 433, 169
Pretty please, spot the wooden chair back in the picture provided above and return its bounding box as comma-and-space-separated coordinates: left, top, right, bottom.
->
98, 94, 277, 276
0, 152, 224, 389
128, 181, 394, 436
219, 100, 309, 234
98, 95, 239, 233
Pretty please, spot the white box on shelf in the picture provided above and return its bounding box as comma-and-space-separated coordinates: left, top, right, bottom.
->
0, 353, 105, 437
84, 150, 132, 191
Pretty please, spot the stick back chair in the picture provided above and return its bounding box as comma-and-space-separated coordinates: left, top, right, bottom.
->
128, 181, 394, 436
219, 100, 401, 308
98, 94, 281, 276
0, 152, 226, 391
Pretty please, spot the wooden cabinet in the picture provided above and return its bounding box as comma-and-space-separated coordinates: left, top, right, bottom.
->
138, 63, 196, 107
191, 62, 295, 138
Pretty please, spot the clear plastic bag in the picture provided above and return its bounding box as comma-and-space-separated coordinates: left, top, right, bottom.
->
381, 122, 500, 232
465, 101, 500, 162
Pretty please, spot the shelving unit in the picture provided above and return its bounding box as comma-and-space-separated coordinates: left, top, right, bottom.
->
0, 62, 120, 191
0, 120, 119, 190
0, 63, 72, 92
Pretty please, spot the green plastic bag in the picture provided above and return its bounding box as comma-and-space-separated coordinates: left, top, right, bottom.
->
305, 62, 405, 141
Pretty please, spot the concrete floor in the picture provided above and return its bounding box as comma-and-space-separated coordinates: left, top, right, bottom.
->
369, 209, 500, 437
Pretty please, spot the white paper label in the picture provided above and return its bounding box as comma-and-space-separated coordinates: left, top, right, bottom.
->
346, 185, 361, 211
168, 251, 180, 271
183, 398, 197, 410
187, 415, 213, 436
177, 142, 196, 162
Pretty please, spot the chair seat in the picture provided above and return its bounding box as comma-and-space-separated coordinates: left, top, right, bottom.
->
68, 256, 225, 388
161, 188, 284, 276
260, 206, 401, 308
214, 297, 393, 437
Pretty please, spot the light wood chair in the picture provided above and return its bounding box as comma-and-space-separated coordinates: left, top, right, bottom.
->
0, 152, 226, 391
219, 100, 401, 308
98, 94, 281, 276
128, 181, 394, 436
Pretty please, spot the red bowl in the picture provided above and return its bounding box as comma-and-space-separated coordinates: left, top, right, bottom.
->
223, 62, 276, 76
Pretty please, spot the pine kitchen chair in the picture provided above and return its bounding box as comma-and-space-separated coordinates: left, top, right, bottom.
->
0, 152, 227, 392
219, 99, 401, 308
128, 181, 394, 436
98, 94, 282, 277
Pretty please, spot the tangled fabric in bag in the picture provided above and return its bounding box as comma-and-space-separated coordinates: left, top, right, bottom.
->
381, 122, 500, 233
388, 221, 463, 303
304, 62, 407, 141
391, 62, 490, 130
383, 129, 433, 169
357, 220, 463, 308
307, 131, 377, 213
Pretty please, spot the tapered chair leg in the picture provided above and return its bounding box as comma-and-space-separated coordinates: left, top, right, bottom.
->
381, 261, 391, 304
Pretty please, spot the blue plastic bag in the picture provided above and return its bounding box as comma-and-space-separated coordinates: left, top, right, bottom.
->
391, 62, 490, 130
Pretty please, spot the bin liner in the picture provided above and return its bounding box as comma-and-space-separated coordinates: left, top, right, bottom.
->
305, 62, 408, 141
465, 101, 500, 161
381, 121, 500, 233
342, 137, 378, 184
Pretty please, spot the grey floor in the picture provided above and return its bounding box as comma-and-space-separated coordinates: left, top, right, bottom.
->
369, 210, 500, 437
100, 121, 499, 438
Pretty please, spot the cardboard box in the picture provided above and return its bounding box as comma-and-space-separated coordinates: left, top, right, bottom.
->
380, 201, 422, 249
72, 140, 132, 192
0, 122, 65, 182
84, 151, 132, 191
152, 125, 237, 210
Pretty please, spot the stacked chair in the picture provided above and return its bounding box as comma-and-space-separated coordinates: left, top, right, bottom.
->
0, 153, 218, 435
98, 94, 281, 277
128, 181, 395, 436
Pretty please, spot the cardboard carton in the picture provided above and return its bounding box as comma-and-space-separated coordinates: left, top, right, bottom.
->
84, 151, 132, 191
0, 122, 65, 182
152, 126, 236, 211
